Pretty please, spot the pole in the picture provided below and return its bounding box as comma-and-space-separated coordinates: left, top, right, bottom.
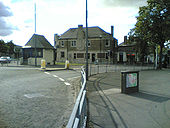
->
34, 2, 36, 33
100, 35, 102, 63
34, 1, 37, 66
85, 0, 88, 80
155, 45, 158, 69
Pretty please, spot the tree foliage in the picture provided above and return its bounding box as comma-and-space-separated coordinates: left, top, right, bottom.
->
0, 39, 15, 56
129, 0, 170, 68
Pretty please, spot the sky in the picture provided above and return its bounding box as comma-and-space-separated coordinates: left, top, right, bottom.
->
0, 0, 147, 46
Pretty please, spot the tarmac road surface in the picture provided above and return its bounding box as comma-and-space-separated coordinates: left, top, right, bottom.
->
0, 66, 80, 128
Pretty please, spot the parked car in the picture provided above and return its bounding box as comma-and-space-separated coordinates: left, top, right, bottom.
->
0, 56, 11, 63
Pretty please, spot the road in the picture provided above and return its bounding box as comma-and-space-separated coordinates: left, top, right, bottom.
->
0, 66, 80, 128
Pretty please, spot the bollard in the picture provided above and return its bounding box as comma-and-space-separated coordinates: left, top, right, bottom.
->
65, 60, 69, 69
41, 59, 46, 69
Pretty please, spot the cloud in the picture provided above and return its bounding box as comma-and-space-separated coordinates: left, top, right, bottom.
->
0, 1, 13, 17
103, 0, 147, 8
0, 1, 14, 36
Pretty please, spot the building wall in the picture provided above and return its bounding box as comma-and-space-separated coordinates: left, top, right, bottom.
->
55, 37, 116, 63
43, 49, 54, 65
28, 57, 42, 65
27, 49, 54, 65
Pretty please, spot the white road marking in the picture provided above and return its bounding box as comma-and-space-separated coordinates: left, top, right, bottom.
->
53, 75, 58, 78
24, 93, 46, 98
44, 72, 50, 75
59, 78, 65, 81
67, 76, 81, 80
64, 82, 71, 86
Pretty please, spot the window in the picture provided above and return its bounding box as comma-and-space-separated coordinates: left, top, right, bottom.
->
74, 53, 76, 59
105, 39, 110, 47
71, 41, 76, 47
61, 41, 64, 47
61, 52, 65, 58
97, 53, 105, 58
88, 40, 91, 47
106, 53, 108, 59
77, 53, 84, 58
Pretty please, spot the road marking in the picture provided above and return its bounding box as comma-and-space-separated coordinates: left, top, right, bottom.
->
44, 72, 50, 75
59, 78, 65, 81
24, 93, 46, 98
68, 76, 81, 80
64, 82, 71, 86
53, 75, 58, 78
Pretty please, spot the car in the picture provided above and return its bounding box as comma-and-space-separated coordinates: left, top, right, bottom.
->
0, 56, 11, 64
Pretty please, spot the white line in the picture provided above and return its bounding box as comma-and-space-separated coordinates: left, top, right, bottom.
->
53, 75, 58, 78
44, 72, 50, 75
68, 76, 81, 80
59, 78, 65, 81
64, 82, 71, 86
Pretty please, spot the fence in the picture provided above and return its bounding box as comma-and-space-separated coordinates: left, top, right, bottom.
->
89, 63, 155, 76
67, 67, 87, 128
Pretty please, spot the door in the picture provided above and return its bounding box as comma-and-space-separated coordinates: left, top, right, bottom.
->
92, 53, 95, 62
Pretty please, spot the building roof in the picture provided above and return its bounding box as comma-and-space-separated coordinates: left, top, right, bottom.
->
59, 26, 112, 39
24, 34, 54, 49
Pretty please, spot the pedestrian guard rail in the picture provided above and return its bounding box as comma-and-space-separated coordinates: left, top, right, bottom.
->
67, 66, 87, 128
89, 64, 155, 76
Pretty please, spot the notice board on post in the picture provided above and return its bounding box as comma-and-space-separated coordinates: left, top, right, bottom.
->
121, 71, 139, 94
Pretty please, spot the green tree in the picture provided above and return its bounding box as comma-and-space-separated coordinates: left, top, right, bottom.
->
0, 40, 8, 54
6, 40, 15, 55
130, 0, 170, 69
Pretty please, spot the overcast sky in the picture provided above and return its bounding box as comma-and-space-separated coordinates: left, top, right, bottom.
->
0, 0, 147, 46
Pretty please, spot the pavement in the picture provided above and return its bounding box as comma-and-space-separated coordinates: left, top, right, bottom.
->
0, 61, 82, 71
87, 69, 170, 128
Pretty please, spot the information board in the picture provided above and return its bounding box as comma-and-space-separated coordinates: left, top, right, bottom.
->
126, 73, 137, 88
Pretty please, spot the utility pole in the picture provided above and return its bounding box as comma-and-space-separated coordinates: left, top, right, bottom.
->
85, 0, 88, 80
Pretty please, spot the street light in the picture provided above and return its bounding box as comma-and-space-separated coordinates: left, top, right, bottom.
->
34, 1, 37, 66
85, 0, 88, 80
99, 35, 102, 63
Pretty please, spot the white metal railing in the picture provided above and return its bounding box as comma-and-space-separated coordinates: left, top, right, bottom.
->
89, 64, 155, 76
67, 66, 87, 128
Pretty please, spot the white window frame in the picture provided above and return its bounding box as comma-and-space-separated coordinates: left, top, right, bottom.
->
88, 40, 91, 47
74, 53, 76, 59
105, 39, 110, 47
61, 41, 64, 47
61, 51, 65, 58
71, 41, 76, 47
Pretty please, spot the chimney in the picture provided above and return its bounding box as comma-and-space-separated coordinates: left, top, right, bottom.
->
124, 36, 127, 44
78, 25, 83, 29
111, 26, 114, 37
54, 34, 60, 48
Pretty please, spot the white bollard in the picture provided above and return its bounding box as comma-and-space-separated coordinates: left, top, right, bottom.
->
65, 60, 69, 69
41, 59, 46, 69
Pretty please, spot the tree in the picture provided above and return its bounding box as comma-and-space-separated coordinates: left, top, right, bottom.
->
0, 39, 16, 56
130, 0, 170, 69
0, 40, 8, 54
6, 40, 15, 55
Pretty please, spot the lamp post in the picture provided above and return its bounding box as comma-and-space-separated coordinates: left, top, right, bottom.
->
99, 35, 102, 63
34, 1, 37, 66
85, 0, 88, 80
